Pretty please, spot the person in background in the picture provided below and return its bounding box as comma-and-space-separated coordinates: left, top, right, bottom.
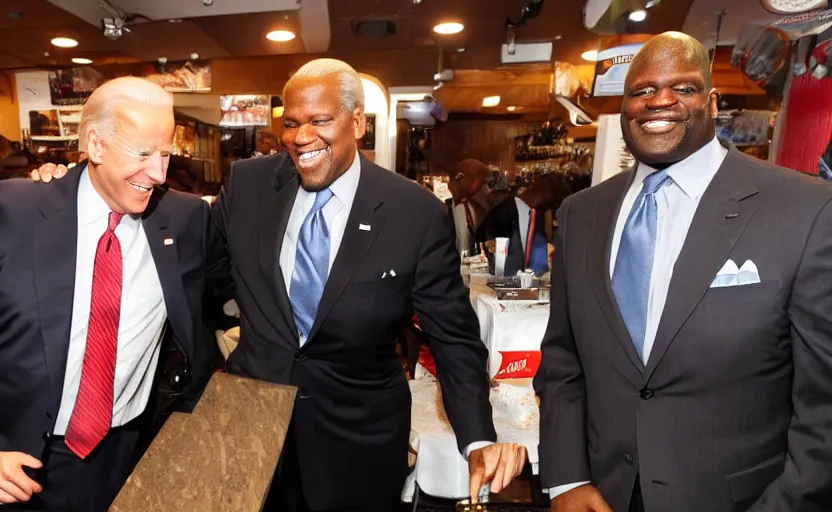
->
0, 77, 222, 510
446, 158, 498, 256
535, 32, 832, 512
477, 172, 571, 276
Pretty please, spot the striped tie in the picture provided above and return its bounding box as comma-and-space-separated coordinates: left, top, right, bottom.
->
65, 212, 123, 459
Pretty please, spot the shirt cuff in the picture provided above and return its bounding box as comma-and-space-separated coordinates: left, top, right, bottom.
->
462, 441, 494, 461
547, 482, 591, 499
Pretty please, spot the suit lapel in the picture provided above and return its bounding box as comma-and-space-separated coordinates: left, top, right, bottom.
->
259, 160, 300, 335
34, 169, 82, 399
643, 148, 759, 384
142, 190, 193, 353
587, 171, 645, 373
307, 158, 384, 342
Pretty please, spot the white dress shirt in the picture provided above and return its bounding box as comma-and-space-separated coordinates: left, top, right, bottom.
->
515, 197, 532, 254
549, 137, 727, 498
53, 169, 167, 435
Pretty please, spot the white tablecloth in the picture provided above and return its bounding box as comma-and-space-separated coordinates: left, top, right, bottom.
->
402, 378, 540, 501
469, 284, 550, 379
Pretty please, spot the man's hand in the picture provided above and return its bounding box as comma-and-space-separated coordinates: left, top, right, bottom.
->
30, 163, 69, 183
551, 485, 612, 512
468, 443, 527, 503
0, 452, 43, 504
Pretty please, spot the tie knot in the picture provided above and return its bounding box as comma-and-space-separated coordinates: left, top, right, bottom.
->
641, 170, 671, 196
107, 212, 123, 232
311, 189, 334, 214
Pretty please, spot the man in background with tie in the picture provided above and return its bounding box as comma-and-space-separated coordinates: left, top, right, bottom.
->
535, 32, 832, 512
212, 59, 526, 511
478, 173, 570, 276
0, 77, 219, 510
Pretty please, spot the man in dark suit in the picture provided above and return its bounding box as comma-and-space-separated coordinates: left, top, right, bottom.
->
212, 58, 526, 511
535, 32, 832, 512
478, 173, 570, 276
0, 77, 218, 510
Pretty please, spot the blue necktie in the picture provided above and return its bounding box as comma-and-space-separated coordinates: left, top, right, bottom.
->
611, 170, 670, 360
290, 189, 334, 343
528, 210, 549, 276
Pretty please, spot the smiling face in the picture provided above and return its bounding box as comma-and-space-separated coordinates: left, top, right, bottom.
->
87, 102, 174, 215
621, 35, 719, 167
281, 75, 364, 191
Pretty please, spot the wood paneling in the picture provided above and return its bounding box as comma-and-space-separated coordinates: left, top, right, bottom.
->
428, 117, 542, 176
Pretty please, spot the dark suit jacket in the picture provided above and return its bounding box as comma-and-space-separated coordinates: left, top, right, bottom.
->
212, 152, 496, 510
534, 147, 832, 512
0, 164, 217, 463
477, 196, 554, 276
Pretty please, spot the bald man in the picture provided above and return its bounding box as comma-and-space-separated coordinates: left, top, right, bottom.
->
535, 32, 832, 512
0, 77, 222, 510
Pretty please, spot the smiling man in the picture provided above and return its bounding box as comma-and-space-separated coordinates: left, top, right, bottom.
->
535, 32, 832, 512
0, 77, 219, 510
211, 59, 525, 512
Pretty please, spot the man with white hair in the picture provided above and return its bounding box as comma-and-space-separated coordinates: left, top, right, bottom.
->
0, 77, 221, 510
211, 58, 525, 511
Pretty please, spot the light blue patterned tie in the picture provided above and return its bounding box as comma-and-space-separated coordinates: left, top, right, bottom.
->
611, 170, 671, 360
290, 189, 334, 343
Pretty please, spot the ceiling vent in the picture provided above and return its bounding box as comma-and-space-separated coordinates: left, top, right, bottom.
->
353, 20, 397, 38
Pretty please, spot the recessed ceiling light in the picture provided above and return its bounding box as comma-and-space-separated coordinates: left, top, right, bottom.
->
72, 57, 93, 64
507, 106, 517, 112
169, 18, 183, 23
482, 95, 500, 107
266, 30, 296, 42
629, 9, 647, 22
581, 50, 599, 61
554, 35, 563, 40
433, 22, 464, 35
51, 37, 78, 48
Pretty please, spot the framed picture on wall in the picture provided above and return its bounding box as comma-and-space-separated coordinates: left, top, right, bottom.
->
362, 114, 376, 150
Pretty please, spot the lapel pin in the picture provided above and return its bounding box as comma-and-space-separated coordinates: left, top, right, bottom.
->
725, 213, 739, 219
359, 224, 371, 231
164, 238, 175, 246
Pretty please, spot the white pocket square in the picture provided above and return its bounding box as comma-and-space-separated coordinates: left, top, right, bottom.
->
381, 269, 397, 279
710, 259, 761, 288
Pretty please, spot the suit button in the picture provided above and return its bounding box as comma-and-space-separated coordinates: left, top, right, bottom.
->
294, 353, 307, 362
46, 411, 53, 419
42, 431, 52, 441
624, 453, 634, 465
639, 389, 654, 400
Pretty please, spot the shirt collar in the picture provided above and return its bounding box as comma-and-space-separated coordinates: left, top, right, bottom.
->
634, 137, 728, 199
78, 168, 114, 228
326, 149, 362, 213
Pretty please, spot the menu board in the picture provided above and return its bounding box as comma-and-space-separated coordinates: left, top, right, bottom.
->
48, 68, 104, 106
219, 95, 270, 127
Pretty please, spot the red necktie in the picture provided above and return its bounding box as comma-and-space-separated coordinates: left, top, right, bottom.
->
525, 209, 537, 269
65, 212, 123, 459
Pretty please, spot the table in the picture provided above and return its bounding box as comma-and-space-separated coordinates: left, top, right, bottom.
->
402, 377, 540, 502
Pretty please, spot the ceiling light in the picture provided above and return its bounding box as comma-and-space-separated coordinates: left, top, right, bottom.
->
266, 30, 296, 42
433, 22, 464, 35
51, 37, 78, 48
507, 106, 517, 112
272, 106, 284, 118
581, 50, 599, 61
629, 9, 647, 22
482, 95, 500, 107
72, 58, 93, 65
